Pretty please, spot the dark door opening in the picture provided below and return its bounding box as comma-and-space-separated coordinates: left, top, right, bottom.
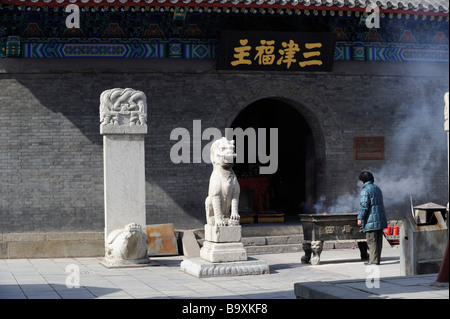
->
231, 98, 316, 218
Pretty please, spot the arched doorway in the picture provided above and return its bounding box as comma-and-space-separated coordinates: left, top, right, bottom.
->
231, 98, 316, 220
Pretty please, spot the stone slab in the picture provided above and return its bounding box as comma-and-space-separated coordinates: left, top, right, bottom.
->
180, 230, 200, 258
241, 236, 266, 246
294, 281, 374, 299
103, 135, 146, 240
294, 274, 448, 299
241, 224, 303, 237
204, 225, 241, 243
180, 257, 270, 278
266, 235, 301, 245
245, 244, 302, 254
200, 241, 247, 263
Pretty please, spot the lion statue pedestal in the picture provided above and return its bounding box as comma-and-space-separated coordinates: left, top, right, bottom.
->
200, 225, 247, 263
181, 138, 269, 277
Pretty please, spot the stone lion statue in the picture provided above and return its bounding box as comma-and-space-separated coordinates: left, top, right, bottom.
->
105, 223, 149, 262
205, 137, 240, 226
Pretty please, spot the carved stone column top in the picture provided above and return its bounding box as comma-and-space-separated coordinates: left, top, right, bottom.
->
100, 88, 148, 135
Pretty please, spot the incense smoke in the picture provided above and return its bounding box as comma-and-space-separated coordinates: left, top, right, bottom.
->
314, 93, 446, 215
375, 94, 446, 210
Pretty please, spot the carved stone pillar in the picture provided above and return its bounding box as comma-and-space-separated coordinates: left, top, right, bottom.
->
99, 88, 150, 268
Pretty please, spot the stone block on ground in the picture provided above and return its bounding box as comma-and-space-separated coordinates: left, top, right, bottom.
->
180, 230, 200, 258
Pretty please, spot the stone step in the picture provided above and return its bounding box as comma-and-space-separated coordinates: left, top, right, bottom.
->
194, 236, 363, 255
245, 240, 363, 254
197, 234, 303, 254
245, 244, 303, 254
241, 223, 303, 237
193, 221, 304, 254
194, 221, 303, 239
191, 221, 362, 254
241, 235, 303, 246
241, 235, 303, 254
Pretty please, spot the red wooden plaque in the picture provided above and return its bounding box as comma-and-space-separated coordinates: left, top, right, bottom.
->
354, 137, 385, 160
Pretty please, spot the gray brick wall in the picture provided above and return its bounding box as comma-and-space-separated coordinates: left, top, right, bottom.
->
0, 59, 448, 232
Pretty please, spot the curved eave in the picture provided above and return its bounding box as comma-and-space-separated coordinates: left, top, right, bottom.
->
1, 0, 448, 15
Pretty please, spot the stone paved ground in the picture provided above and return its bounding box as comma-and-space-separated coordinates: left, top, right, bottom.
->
3, 246, 446, 300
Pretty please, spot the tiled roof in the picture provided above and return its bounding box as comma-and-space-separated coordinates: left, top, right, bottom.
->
1, 0, 448, 13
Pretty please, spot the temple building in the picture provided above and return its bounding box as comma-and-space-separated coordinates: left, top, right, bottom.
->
0, 0, 448, 253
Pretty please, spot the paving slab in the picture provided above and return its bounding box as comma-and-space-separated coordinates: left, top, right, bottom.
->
0, 247, 448, 301
294, 273, 448, 299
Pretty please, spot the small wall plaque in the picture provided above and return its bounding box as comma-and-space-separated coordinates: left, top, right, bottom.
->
354, 136, 385, 160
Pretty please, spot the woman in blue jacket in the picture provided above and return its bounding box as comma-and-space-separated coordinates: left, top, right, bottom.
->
357, 171, 387, 265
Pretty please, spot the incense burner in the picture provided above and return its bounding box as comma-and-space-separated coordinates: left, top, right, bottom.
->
299, 214, 368, 265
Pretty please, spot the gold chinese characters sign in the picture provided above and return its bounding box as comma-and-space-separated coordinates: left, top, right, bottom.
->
217, 31, 336, 72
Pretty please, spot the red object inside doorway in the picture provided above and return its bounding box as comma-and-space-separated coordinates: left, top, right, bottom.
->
238, 177, 271, 213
